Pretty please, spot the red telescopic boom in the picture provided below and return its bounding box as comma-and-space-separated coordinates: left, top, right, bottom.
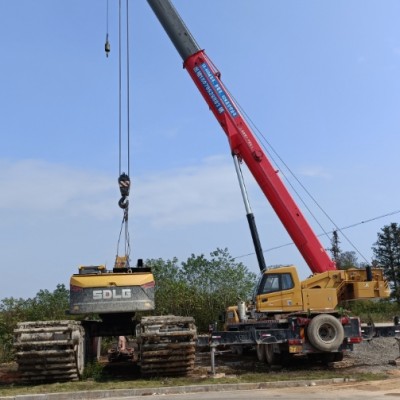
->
147, 0, 336, 274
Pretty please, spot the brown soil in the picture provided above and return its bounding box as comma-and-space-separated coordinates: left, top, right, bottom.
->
0, 363, 20, 384
1, 336, 399, 385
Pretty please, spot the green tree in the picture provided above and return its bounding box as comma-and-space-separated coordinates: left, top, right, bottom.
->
372, 222, 400, 302
337, 251, 359, 270
0, 297, 33, 361
330, 230, 342, 267
148, 248, 257, 332
0, 284, 71, 361
184, 248, 257, 330
148, 257, 194, 317
26, 284, 70, 321
179, 248, 257, 330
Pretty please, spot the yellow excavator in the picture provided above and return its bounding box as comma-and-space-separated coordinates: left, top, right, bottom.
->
13, 3, 198, 382
14, 255, 197, 382
14, 165, 197, 383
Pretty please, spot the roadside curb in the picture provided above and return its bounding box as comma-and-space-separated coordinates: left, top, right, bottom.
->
0, 377, 355, 400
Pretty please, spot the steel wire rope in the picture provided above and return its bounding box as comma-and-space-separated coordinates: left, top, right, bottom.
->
117, 0, 131, 177
248, 115, 367, 262
105, 0, 110, 57
115, 0, 132, 260
126, 0, 131, 177
226, 85, 369, 262
124, 0, 131, 257
116, 211, 131, 259
116, 210, 126, 256
106, 0, 109, 32
229, 91, 331, 239
118, 0, 122, 175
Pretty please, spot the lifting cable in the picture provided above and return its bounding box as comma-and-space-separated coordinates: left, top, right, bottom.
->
117, 0, 132, 263
106, 0, 132, 265
105, 0, 110, 57
228, 87, 372, 263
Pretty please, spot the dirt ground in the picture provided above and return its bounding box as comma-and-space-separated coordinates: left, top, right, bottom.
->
195, 336, 400, 377
344, 336, 400, 373
1, 336, 399, 385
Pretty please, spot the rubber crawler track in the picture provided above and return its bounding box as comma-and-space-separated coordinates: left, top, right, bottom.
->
13, 320, 85, 383
138, 315, 197, 376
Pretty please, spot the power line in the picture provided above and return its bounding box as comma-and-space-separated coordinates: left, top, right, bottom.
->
233, 209, 400, 261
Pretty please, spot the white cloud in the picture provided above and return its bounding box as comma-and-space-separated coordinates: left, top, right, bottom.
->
0, 155, 248, 228
297, 165, 332, 179
133, 155, 246, 228
0, 155, 260, 298
0, 159, 117, 220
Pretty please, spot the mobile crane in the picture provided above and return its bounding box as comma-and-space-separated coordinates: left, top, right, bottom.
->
147, 0, 392, 365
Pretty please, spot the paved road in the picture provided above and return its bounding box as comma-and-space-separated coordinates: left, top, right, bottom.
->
2, 378, 400, 400
105, 380, 400, 400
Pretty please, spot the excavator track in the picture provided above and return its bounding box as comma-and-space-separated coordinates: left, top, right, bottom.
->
13, 320, 85, 383
138, 315, 197, 377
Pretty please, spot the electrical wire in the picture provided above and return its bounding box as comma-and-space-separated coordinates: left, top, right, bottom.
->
233, 209, 400, 261
226, 86, 374, 263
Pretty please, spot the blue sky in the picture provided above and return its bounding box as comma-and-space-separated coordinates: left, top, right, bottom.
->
1, 0, 399, 299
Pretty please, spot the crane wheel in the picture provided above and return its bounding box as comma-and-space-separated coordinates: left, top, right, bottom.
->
307, 314, 344, 352
231, 345, 244, 356
256, 344, 266, 362
264, 343, 280, 365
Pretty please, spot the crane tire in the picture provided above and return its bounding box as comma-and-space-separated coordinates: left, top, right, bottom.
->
256, 344, 266, 362
333, 351, 344, 361
265, 344, 280, 366
307, 314, 344, 352
231, 345, 244, 356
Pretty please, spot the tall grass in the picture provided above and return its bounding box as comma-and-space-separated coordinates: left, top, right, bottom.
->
344, 300, 400, 323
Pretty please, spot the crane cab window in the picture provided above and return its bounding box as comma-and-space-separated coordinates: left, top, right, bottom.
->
258, 273, 294, 294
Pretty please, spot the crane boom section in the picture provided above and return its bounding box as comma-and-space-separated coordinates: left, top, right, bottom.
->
148, 0, 336, 274
185, 53, 335, 274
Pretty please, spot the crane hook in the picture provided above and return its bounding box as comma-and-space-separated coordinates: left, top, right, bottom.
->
118, 196, 129, 209
105, 33, 111, 57
118, 173, 130, 209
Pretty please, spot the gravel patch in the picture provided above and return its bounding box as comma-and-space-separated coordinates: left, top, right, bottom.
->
345, 336, 400, 373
